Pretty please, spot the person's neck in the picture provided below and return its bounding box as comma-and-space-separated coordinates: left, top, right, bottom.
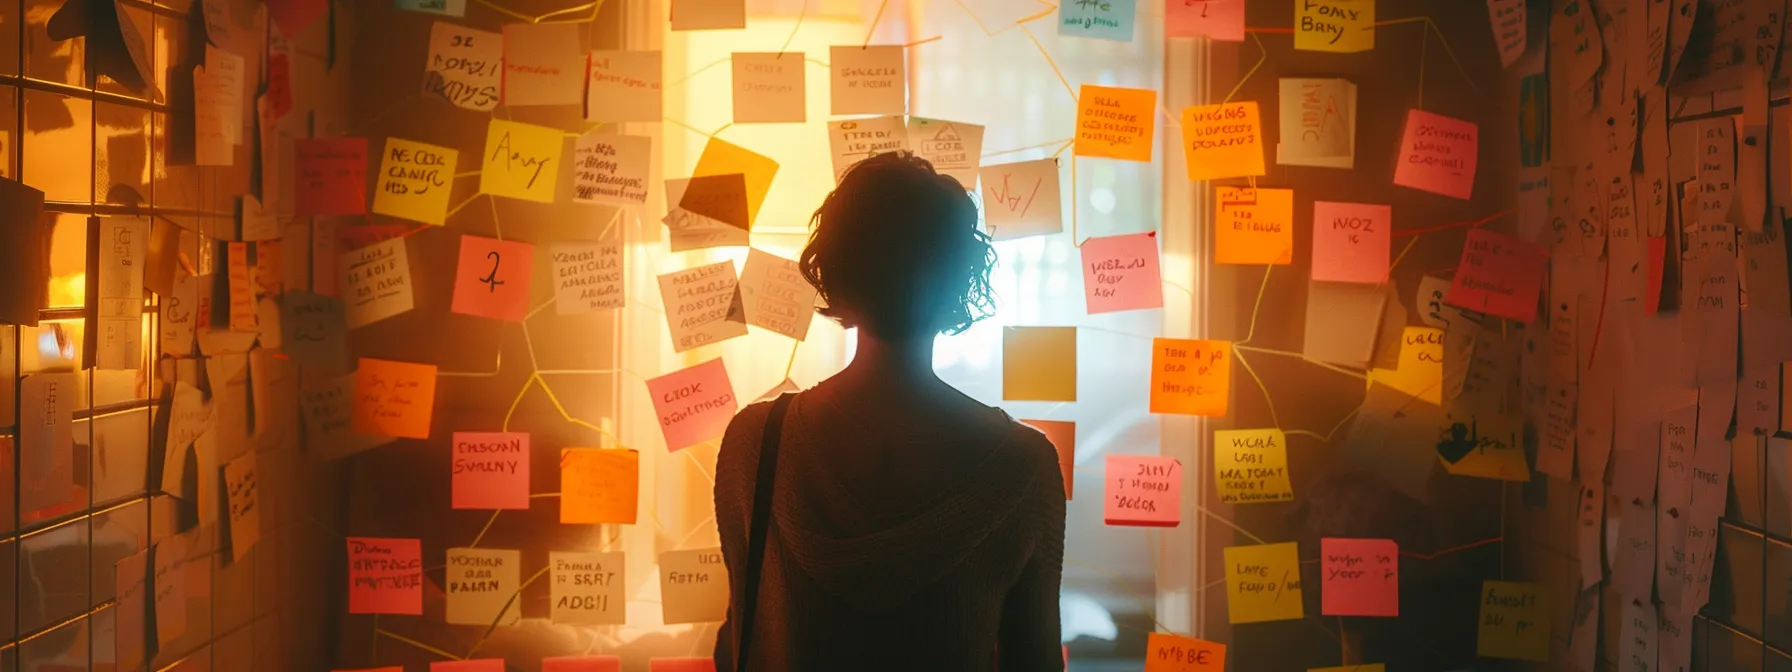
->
840, 331, 940, 389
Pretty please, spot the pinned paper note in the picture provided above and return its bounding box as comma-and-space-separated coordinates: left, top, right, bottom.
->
1074, 85, 1156, 162
225, 242, 257, 335
97, 217, 147, 370
1487, 0, 1526, 66
295, 138, 367, 216
161, 274, 200, 357
1394, 110, 1479, 200
1304, 281, 1388, 368
224, 452, 260, 559
659, 548, 729, 624
665, 187, 750, 251
372, 138, 455, 226
1477, 580, 1551, 661
446, 548, 520, 626
1103, 454, 1181, 527
502, 23, 582, 106
481, 119, 563, 204
1150, 338, 1230, 416
424, 22, 500, 111
1003, 327, 1078, 401
551, 551, 625, 625
691, 138, 779, 227
1081, 232, 1163, 314
740, 248, 817, 340
352, 358, 437, 439
452, 432, 529, 510
1224, 542, 1304, 623
1278, 78, 1360, 168
677, 174, 750, 229
348, 537, 422, 615
980, 159, 1063, 240
20, 374, 73, 514
572, 132, 651, 206
551, 242, 623, 315
1144, 632, 1226, 671
153, 534, 188, 646
1214, 187, 1294, 265
670, 0, 745, 30
1180, 102, 1264, 180
657, 261, 747, 352
732, 52, 805, 123
340, 238, 414, 329
1294, 0, 1374, 52
116, 549, 148, 670
302, 374, 397, 462
560, 447, 638, 524
279, 292, 347, 372
830, 45, 906, 115
451, 235, 535, 322
1311, 201, 1390, 283
1166, 0, 1244, 40
908, 117, 985, 189
1059, 0, 1137, 41
194, 61, 239, 166
1444, 229, 1548, 323
647, 359, 738, 451
1320, 538, 1397, 617
1213, 429, 1292, 504
1023, 419, 1076, 499
828, 116, 909, 184
586, 51, 663, 122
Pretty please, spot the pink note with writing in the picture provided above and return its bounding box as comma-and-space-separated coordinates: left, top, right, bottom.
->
1167, 0, 1245, 40
431, 661, 504, 672
451, 235, 536, 321
1104, 454, 1182, 527
1310, 202, 1392, 284
295, 138, 368, 216
1444, 229, 1548, 323
1321, 537, 1399, 617
646, 358, 739, 451
648, 659, 717, 672
1082, 232, 1164, 314
452, 432, 530, 510
544, 656, 622, 672
1393, 110, 1479, 200
347, 537, 422, 615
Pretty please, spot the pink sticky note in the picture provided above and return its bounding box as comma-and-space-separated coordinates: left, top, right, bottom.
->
1103, 454, 1182, 527
347, 537, 422, 615
1321, 537, 1399, 617
431, 661, 504, 672
1082, 232, 1165, 314
1393, 110, 1479, 200
451, 432, 530, 510
451, 235, 536, 321
295, 138, 368, 216
267, 0, 327, 36
1444, 229, 1549, 323
1167, 0, 1245, 40
1310, 202, 1392, 284
646, 358, 739, 451
544, 656, 622, 672
648, 660, 717, 672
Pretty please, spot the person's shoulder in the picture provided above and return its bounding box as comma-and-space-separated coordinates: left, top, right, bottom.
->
1003, 419, 1065, 472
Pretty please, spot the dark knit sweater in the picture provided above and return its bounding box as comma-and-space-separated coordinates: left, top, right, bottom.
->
712, 392, 1067, 671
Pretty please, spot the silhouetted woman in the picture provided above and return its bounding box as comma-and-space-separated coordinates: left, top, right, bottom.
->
713, 152, 1067, 671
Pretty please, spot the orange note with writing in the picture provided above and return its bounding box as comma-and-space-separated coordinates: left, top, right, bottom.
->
1180, 102, 1265, 181
1149, 338, 1230, 416
1145, 632, 1227, 671
560, 447, 639, 524
1214, 187, 1294, 265
352, 358, 438, 439
1074, 85, 1157, 162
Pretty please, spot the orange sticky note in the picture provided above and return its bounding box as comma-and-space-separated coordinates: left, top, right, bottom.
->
560, 447, 639, 524
648, 660, 717, 672
1150, 338, 1230, 416
646, 358, 739, 451
1082, 232, 1164, 314
1104, 454, 1181, 527
544, 657, 622, 672
1215, 187, 1294, 265
295, 138, 368, 216
451, 432, 529, 510
1145, 632, 1227, 671
431, 661, 504, 672
450, 235, 535, 321
1394, 109, 1479, 200
1311, 201, 1391, 284
690, 137, 779, 228
1022, 419, 1076, 499
352, 358, 437, 439
347, 537, 422, 615
1003, 327, 1078, 401
1444, 229, 1548, 323
1181, 102, 1265, 181
1321, 537, 1398, 617
1074, 85, 1157, 162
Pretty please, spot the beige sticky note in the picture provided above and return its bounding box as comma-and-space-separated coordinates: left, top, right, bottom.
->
659, 548, 729, 624
671, 0, 744, 30
1478, 580, 1551, 661
1294, 0, 1375, 52
1213, 428, 1292, 504
1303, 281, 1387, 368
115, 549, 149, 670
501, 23, 582, 107
446, 547, 521, 626
550, 551, 625, 625
373, 137, 457, 226
1003, 327, 1077, 401
1214, 187, 1294, 264
586, 51, 662, 123
731, 52, 805, 124
980, 159, 1063, 240
828, 115, 909, 184
1224, 542, 1304, 624
481, 119, 563, 204
657, 261, 747, 353
223, 452, 260, 560
908, 117, 985, 189
830, 45, 906, 115
571, 132, 651, 206
96, 217, 148, 370
1277, 78, 1356, 168
152, 533, 189, 647
550, 242, 624, 315
340, 238, 414, 329
664, 178, 750, 251
423, 22, 501, 111
739, 248, 817, 340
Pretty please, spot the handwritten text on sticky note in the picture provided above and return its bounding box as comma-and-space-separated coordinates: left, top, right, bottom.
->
1150, 338, 1230, 416
980, 158, 1063, 240
1104, 454, 1181, 527
295, 138, 367, 216
1225, 542, 1305, 623
1074, 85, 1156, 162
830, 45, 905, 115
340, 238, 414, 329
1321, 537, 1398, 617
646, 358, 738, 451
739, 248, 817, 340
348, 537, 422, 615
373, 137, 456, 226
1213, 428, 1292, 504
1081, 232, 1164, 314
452, 432, 529, 510
1444, 229, 1548, 323
424, 23, 500, 110
586, 51, 662, 123
353, 358, 437, 439
1477, 580, 1551, 661
481, 119, 562, 203
1394, 110, 1479, 200
451, 235, 535, 321
1311, 201, 1391, 284
446, 547, 520, 626
560, 447, 638, 524
551, 551, 625, 625
1215, 187, 1294, 265
1181, 102, 1265, 181
572, 132, 650, 206
552, 242, 623, 315
1295, 0, 1375, 52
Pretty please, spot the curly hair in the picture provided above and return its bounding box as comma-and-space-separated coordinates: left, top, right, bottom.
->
798, 151, 996, 338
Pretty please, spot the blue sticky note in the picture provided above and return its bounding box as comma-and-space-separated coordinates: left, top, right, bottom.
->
1058, 0, 1137, 42
397, 0, 466, 16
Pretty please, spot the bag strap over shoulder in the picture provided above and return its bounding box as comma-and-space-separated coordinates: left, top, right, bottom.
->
734, 393, 794, 672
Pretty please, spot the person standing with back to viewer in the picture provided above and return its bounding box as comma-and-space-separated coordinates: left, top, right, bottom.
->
712, 151, 1068, 671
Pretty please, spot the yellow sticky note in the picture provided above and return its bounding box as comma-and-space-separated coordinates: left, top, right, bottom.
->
1367, 326, 1444, 403
480, 120, 562, 203
1441, 413, 1529, 482
1295, 0, 1375, 52
1224, 542, 1304, 624
560, 447, 639, 524
1213, 429, 1292, 504
1215, 187, 1294, 265
1151, 338, 1230, 416
1309, 666, 1385, 672
1477, 580, 1551, 661
691, 137, 779, 228
1074, 84, 1156, 162
1181, 102, 1265, 181
1003, 327, 1076, 401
